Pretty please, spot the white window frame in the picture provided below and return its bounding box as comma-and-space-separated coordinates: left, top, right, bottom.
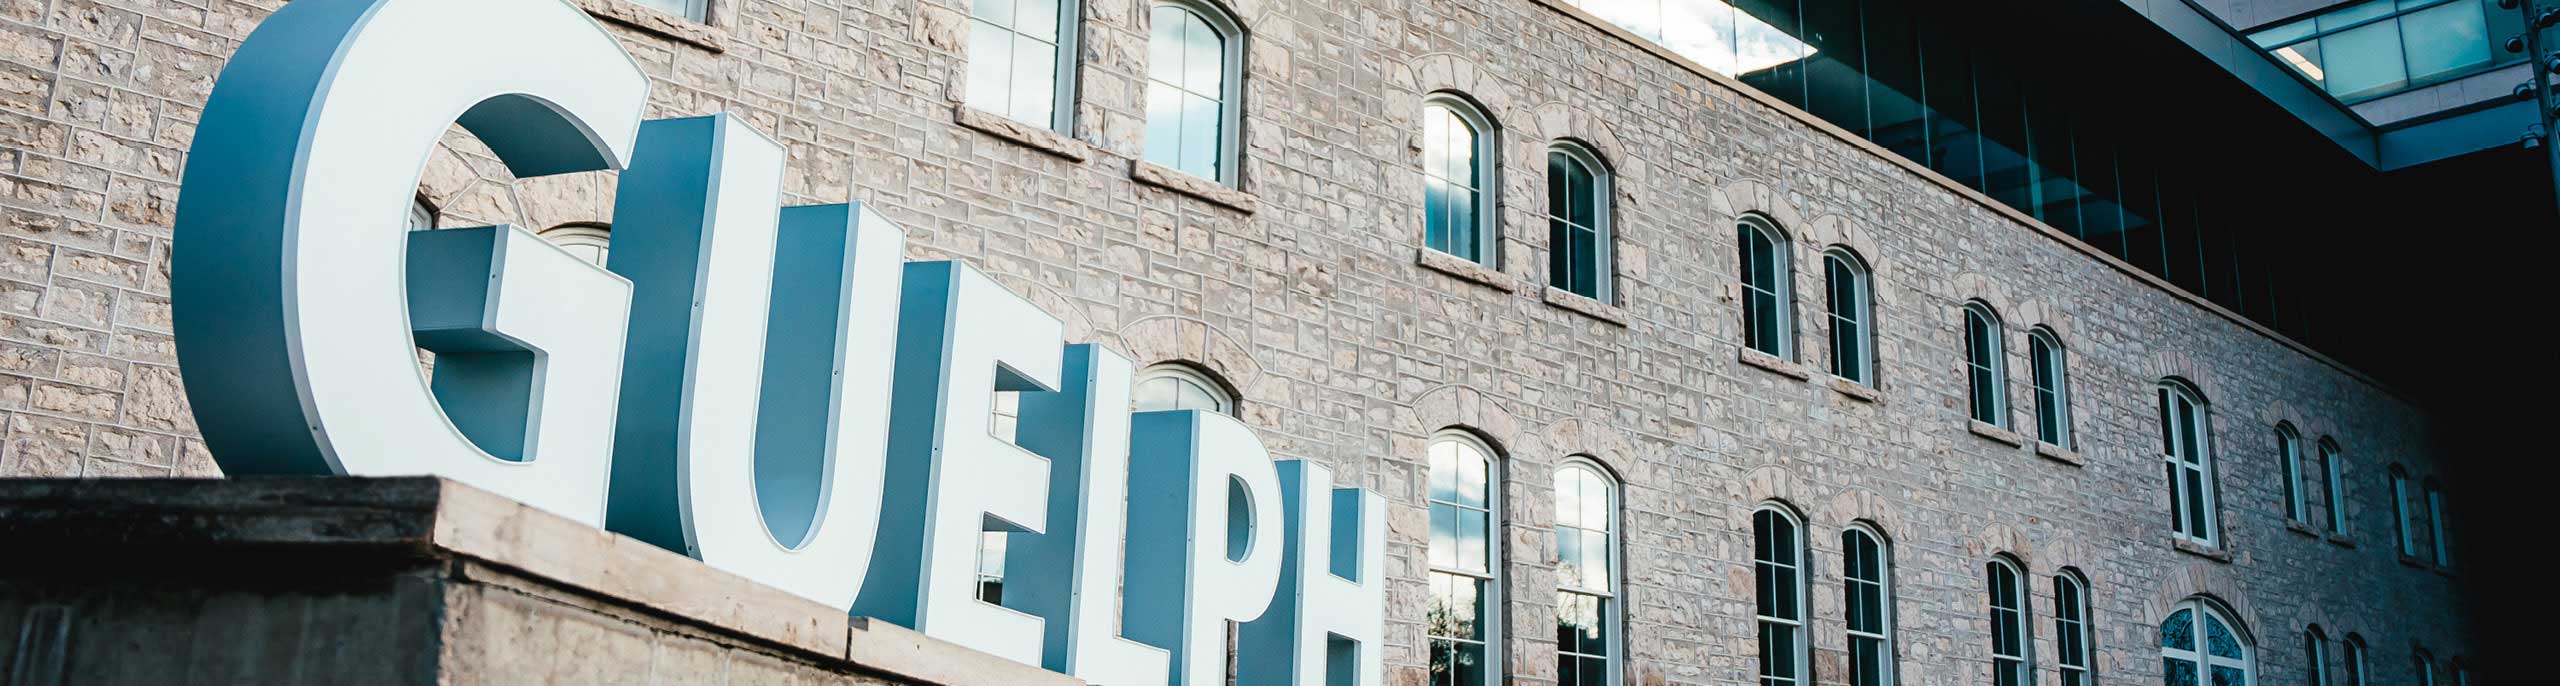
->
1545, 142, 1613, 304
965, 0, 1081, 132
1822, 248, 1875, 387
1554, 457, 1621, 686
1426, 430, 1503, 686
2345, 636, 2368, 686
538, 223, 613, 267
1754, 505, 1809, 686
1133, 363, 1235, 414
406, 197, 437, 232
2275, 424, 2306, 523
1144, 0, 1244, 185
1986, 557, 2033, 686
2424, 481, 2450, 566
1737, 214, 1795, 360
2026, 327, 2070, 446
2320, 439, 2348, 534
1841, 524, 1895, 686
2053, 571, 2093, 686
2390, 467, 2417, 557
2159, 380, 2219, 547
2161, 599, 2252, 686
2415, 651, 2436, 686
1423, 93, 1500, 266
2306, 626, 2331, 686
1962, 302, 2009, 428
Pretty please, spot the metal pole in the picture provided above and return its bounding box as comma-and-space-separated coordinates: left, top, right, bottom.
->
2527, 4, 2560, 217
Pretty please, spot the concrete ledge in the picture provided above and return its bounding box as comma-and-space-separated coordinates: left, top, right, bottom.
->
0, 477, 1080, 686
573, 0, 728, 53
1541, 287, 1628, 326
1130, 160, 1259, 213
1967, 420, 2027, 448
1737, 347, 1812, 381
954, 104, 1091, 162
1828, 376, 1882, 403
2033, 441, 2083, 466
1415, 248, 1518, 293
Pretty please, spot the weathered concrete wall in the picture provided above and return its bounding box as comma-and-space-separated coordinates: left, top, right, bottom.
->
0, 0, 2474, 684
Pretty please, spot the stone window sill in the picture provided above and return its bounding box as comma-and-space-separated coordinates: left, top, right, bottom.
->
953, 105, 1090, 162
2285, 520, 2322, 538
1541, 288, 1628, 326
2326, 533, 2356, 549
575, 0, 728, 53
1416, 249, 1517, 292
1738, 348, 1812, 381
1967, 420, 2026, 448
1829, 377, 1881, 403
2172, 538, 2234, 563
2433, 565, 2456, 579
2034, 441, 2083, 467
1131, 160, 1259, 213
2399, 553, 2429, 569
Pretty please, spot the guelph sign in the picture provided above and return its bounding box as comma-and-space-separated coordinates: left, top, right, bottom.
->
167, 0, 1384, 684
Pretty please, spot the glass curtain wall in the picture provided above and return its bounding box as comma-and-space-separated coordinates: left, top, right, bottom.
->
1560, 0, 2301, 337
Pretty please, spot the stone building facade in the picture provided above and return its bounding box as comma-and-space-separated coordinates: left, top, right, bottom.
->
0, 0, 2474, 685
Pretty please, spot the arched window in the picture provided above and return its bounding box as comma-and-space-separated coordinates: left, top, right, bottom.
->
1841, 525, 1894, 686
2305, 625, 2331, 686
1546, 143, 1612, 302
2026, 327, 2069, 446
968, 0, 1079, 131
2319, 439, 2347, 534
1737, 214, 1794, 359
2425, 480, 2451, 566
2344, 635, 2368, 686
1428, 431, 1502, 686
1133, 363, 1234, 414
2414, 649, 2436, 686
406, 197, 438, 232
1754, 505, 1809, 686
2054, 571, 2093, 686
1143, 0, 1242, 184
1423, 94, 1498, 265
2161, 598, 2251, 686
2158, 380, 2218, 546
1962, 302, 2008, 427
1554, 459, 1619, 686
1986, 557, 2032, 686
2390, 466, 2417, 557
539, 224, 612, 267
1823, 249, 1875, 386
2275, 424, 2306, 522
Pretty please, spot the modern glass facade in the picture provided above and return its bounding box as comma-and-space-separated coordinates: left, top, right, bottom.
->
2249, 0, 2523, 103
1561, 0, 2313, 335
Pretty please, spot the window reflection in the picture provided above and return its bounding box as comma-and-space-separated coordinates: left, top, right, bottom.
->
2249, 0, 2513, 102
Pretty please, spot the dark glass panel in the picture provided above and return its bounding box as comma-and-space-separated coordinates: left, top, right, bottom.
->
2118, 153, 2167, 275
1862, 0, 1932, 164
1918, 19, 1982, 189
1976, 59, 2034, 210
2077, 141, 2125, 257
1801, 0, 1869, 135
2027, 102, 2085, 238
2162, 180, 2205, 295
1734, 0, 1808, 109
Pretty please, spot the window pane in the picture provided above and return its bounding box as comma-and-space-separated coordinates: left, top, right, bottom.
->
1009, 33, 1058, 125
2401, 0, 2491, 82
2322, 21, 2410, 99
967, 23, 1017, 115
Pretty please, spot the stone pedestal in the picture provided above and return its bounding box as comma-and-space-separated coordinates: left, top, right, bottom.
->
0, 477, 1079, 686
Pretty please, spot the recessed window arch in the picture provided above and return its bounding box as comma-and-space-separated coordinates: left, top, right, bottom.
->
1753, 504, 1810, 686
1822, 248, 1875, 386
2275, 423, 2306, 523
1737, 213, 1795, 359
2413, 649, 2437, 686
2053, 569, 2093, 686
2026, 326, 2070, 446
1554, 457, 1620, 686
1962, 302, 2008, 427
2305, 625, 2331, 686
1986, 556, 2033, 686
965, 0, 1080, 131
2161, 598, 2252, 686
2158, 379, 2219, 546
1546, 141, 1612, 303
2318, 438, 2348, 534
538, 223, 612, 267
1427, 429, 1503, 686
2344, 634, 2369, 686
1840, 524, 1895, 686
1423, 93, 1499, 266
2424, 479, 2451, 566
2389, 465, 2417, 558
1143, 0, 1243, 184
1132, 363, 1235, 414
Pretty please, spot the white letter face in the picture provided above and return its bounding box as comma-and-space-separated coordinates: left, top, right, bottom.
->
171, 0, 647, 525
855, 260, 1062, 665
1003, 345, 1173, 685
1238, 461, 1388, 686
1125, 411, 1286, 686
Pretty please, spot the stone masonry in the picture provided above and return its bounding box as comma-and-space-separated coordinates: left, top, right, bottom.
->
0, 0, 2472, 684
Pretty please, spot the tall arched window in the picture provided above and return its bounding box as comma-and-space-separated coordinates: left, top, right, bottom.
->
966, 0, 1078, 130
2026, 327, 2069, 446
1754, 506, 1808, 686
2275, 423, 2306, 522
2344, 635, 2368, 686
2161, 598, 2251, 686
1144, 0, 1242, 184
1823, 249, 1875, 386
1986, 557, 2032, 686
1737, 214, 1794, 359
2054, 571, 2092, 686
1841, 525, 1894, 686
1962, 302, 2008, 427
2158, 380, 2218, 546
1554, 459, 1619, 686
539, 224, 612, 267
1133, 363, 1234, 414
2425, 480, 2450, 566
1423, 95, 1498, 265
2389, 466, 2417, 557
2319, 439, 2347, 534
2305, 626, 2331, 686
2414, 650, 2436, 686
1428, 431, 1502, 686
1547, 143, 1611, 303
